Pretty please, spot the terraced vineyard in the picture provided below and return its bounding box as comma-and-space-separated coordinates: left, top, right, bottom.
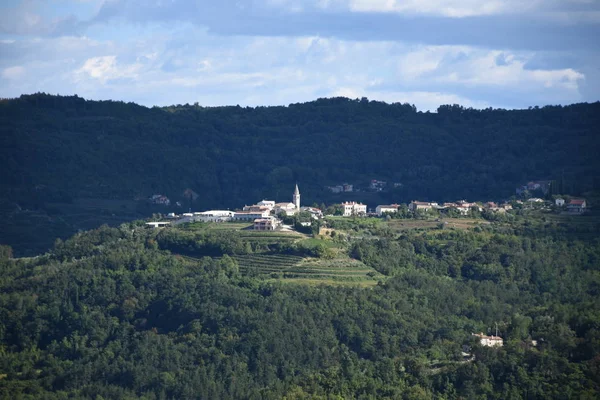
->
232, 254, 384, 285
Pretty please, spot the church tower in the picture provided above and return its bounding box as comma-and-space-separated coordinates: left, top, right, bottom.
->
293, 184, 301, 210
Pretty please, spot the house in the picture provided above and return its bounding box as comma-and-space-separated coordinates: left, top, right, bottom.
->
369, 180, 387, 191
408, 201, 437, 212
149, 194, 171, 206
342, 201, 367, 216
192, 210, 235, 222
472, 332, 503, 347
273, 202, 298, 216
301, 207, 323, 219
243, 205, 272, 213
257, 200, 275, 209
146, 221, 170, 228
567, 199, 587, 214
253, 217, 280, 231
234, 210, 271, 221
376, 204, 400, 216
516, 180, 552, 195
555, 198, 565, 207
327, 183, 353, 193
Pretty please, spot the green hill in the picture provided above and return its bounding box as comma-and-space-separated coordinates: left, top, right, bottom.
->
2, 93, 600, 255
0, 213, 599, 398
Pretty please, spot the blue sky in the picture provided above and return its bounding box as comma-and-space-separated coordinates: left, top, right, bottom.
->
1, 0, 599, 111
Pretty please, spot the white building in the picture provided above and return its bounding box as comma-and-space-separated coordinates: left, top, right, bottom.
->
253, 217, 280, 231
301, 206, 323, 219
273, 202, 297, 216
342, 201, 367, 217
567, 199, 587, 214
146, 221, 170, 228
555, 198, 565, 207
234, 210, 270, 221
376, 204, 400, 216
257, 200, 275, 209
472, 332, 503, 347
409, 201, 437, 212
192, 210, 235, 222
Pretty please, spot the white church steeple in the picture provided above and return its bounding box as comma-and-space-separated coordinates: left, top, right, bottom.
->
293, 183, 301, 210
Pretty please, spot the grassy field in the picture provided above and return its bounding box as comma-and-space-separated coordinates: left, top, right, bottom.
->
385, 218, 488, 231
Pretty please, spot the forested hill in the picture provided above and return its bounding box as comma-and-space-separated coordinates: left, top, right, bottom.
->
2, 93, 600, 209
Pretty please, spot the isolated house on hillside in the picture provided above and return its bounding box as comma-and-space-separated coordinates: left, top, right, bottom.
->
472, 332, 503, 347
567, 199, 587, 214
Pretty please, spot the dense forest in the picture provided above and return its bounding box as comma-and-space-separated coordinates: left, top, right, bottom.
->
2, 93, 600, 255
1, 212, 599, 398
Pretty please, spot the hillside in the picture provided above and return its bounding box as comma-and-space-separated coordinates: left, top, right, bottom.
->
2, 93, 600, 255
1, 212, 599, 398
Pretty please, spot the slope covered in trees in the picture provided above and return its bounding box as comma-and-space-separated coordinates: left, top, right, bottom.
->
1, 93, 600, 255
1, 214, 599, 398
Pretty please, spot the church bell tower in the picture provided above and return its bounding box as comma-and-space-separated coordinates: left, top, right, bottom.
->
293, 184, 301, 210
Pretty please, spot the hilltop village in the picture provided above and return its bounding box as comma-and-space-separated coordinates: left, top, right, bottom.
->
146, 184, 589, 230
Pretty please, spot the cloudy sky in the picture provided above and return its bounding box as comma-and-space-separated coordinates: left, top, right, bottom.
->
1, 0, 599, 111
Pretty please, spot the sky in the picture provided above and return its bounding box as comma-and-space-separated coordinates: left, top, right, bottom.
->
1, 0, 599, 111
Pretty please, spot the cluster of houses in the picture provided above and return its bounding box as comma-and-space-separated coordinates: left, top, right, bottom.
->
148, 194, 171, 206
146, 183, 590, 229
154, 185, 325, 231
327, 179, 403, 194
327, 183, 354, 193
375, 200, 512, 216
375, 197, 588, 216
516, 180, 552, 195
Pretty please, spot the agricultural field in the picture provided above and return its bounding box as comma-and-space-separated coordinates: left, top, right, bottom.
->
232, 253, 383, 286
385, 218, 488, 232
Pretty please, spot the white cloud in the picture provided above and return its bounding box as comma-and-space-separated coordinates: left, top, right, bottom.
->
76, 55, 141, 83
347, 0, 539, 17
395, 45, 584, 97
0, 24, 591, 110
2, 66, 25, 80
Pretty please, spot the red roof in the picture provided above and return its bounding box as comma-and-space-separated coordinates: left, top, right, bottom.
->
569, 199, 585, 205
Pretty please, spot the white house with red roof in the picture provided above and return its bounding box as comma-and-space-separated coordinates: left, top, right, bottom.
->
567, 199, 587, 214
472, 332, 503, 347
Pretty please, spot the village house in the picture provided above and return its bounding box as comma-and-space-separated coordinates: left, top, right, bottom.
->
145, 221, 170, 228
369, 179, 387, 191
342, 201, 367, 216
192, 210, 235, 222
408, 201, 437, 212
257, 200, 275, 209
243, 205, 272, 213
301, 207, 323, 219
472, 332, 503, 347
376, 204, 400, 216
555, 198, 565, 207
149, 194, 171, 206
484, 202, 512, 213
273, 202, 298, 215
327, 183, 353, 193
567, 198, 587, 214
234, 210, 271, 221
516, 180, 552, 195
253, 217, 280, 231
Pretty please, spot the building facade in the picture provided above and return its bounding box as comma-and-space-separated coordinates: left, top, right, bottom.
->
376, 204, 400, 216
342, 201, 367, 216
